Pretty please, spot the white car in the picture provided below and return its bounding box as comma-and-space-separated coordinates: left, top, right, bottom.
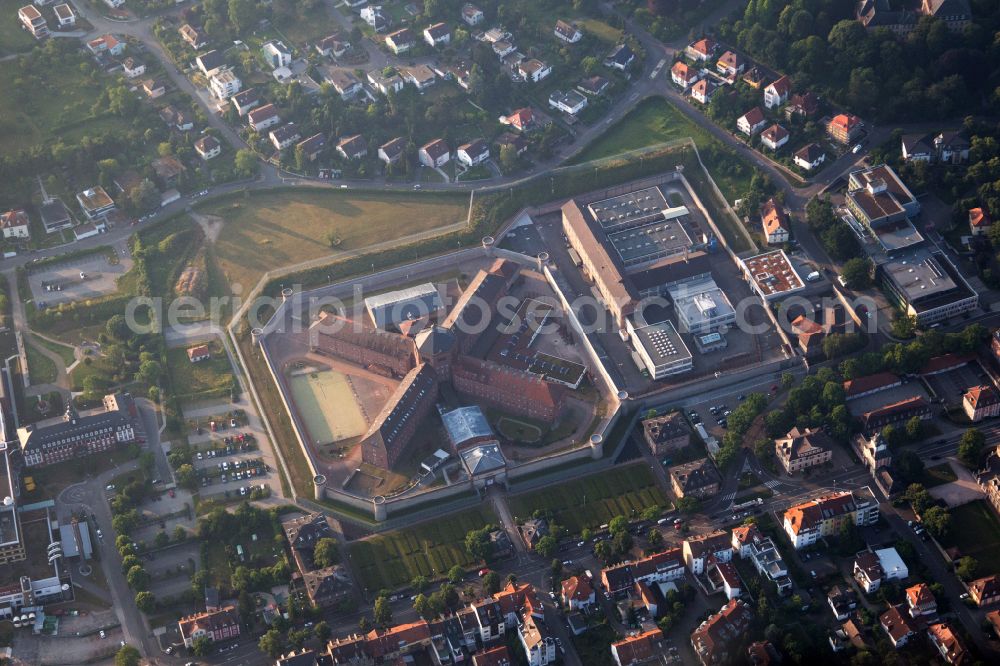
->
96, 529, 103, 540
99, 630, 106, 639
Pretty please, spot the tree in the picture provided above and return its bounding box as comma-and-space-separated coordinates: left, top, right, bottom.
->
234, 149, 259, 178
129, 179, 160, 214
154, 531, 169, 549
464, 527, 492, 561
411, 575, 429, 593
904, 415, 924, 442
895, 450, 925, 485
258, 629, 285, 658
134, 590, 155, 613
288, 628, 310, 648
922, 506, 951, 539
890, 314, 917, 339
841, 257, 872, 289
647, 528, 663, 549
904, 483, 934, 515
412, 593, 431, 619
676, 496, 701, 514
115, 644, 140, 666
121, 555, 141, 573
534, 535, 558, 559
314, 620, 331, 642
498, 143, 518, 172
594, 539, 614, 563
373, 595, 393, 626
175, 464, 198, 491
228, 0, 259, 33
192, 635, 213, 656
958, 428, 985, 468
314, 538, 340, 568
447, 565, 464, 584
482, 571, 501, 596
641, 506, 661, 522
126, 565, 150, 591
955, 556, 979, 581
608, 515, 629, 535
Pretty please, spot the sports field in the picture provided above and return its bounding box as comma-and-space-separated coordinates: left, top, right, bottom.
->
942, 500, 1000, 576
199, 189, 468, 291
349, 507, 497, 590
507, 464, 667, 534
287, 367, 367, 445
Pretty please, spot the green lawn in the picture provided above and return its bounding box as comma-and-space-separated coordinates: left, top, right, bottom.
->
197, 189, 468, 293
922, 462, 958, 489
34, 336, 76, 366
25, 341, 57, 385
271, 3, 340, 48
507, 464, 668, 535
348, 507, 497, 592
0, 0, 38, 56
165, 344, 235, 402
941, 500, 1000, 576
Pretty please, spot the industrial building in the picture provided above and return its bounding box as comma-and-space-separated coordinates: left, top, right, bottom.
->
364, 283, 445, 330
878, 249, 977, 324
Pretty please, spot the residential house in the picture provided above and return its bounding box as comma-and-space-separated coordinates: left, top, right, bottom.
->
519, 518, 548, 550
262, 40, 292, 69
385, 28, 415, 55
296, 134, 326, 162
601, 548, 686, 597
690, 79, 717, 104
419, 139, 451, 168
493, 39, 516, 58
140, 78, 165, 99
315, 35, 350, 58
760, 124, 789, 151
401, 64, 437, 91
763, 75, 792, 108
782, 489, 880, 549
742, 66, 768, 89
361, 5, 390, 32
716, 50, 745, 77
670, 459, 721, 500
548, 89, 587, 115
39, 199, 72, 233
158, 105, 193, 131
152, 156, 184, 185
774, 426, 832, 474
209, 70, 241, 99
853, 550, 884, 593
187, 345, 211, 363
76, 186, 116, 220
827, 113, 863, 145
964, 385, 1000, 422
0, 210, 30, 239
121, 57, 145, 78
685, 37, 717, 61
300, 566, 351, 609
901, 133, 935, 162
231, 88, 260, 116
605, 43, 634, 71
794, 143, 826, 171
578, 75, 610, 96
424, 22, 451, 48
879, 605, 917, 649
178, 606, 240, 648
179, 24, 207, 49
87, 34, 124, 56
711, 561, 742, 600
671, 61, 699, 89
378, 137, 407, 165
969, 575, 1000, 607
196, 50, 226, 78
969, 207, 991, 236
683, 530, 731, 574
53, 3, 75, 27
906, 583, 936, 617
500, 108, 536, 132
518, 59, 551, 83
433, 61, 472, 90
194, 135, 222, 161
737, 107, 767, 136
642, 412, 690, 456
247, 104, 280, 132
519, 615, 557, 666
560, 576, 594, 611
827, 585, 857, 621
936, 130, 970, 163
554, 20, 582, 43
270, 124, 302, 151
496, 132, 528, 156
336, 135, 368, 161
785, 91, 819, 118
611, 629, 663, 666
790, 308, 844, 356
18, 5, 48, 39
690, 599, 753, 666
473, 646, 510, 666
759, 198, 790, 245
368, 69, 405, 95
462, 4, 484, 26
325, 69, 362, 99
928, 621, 968, 665
457, 139, 489, 167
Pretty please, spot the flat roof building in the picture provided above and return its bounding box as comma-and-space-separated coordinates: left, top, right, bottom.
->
440, 405, 495, 450
846, 164, 920, 229
878, 249, 977, 324
364, 283, 445, 330
626, 318, 693, 379
739, 250, 804, 300
667, 277, 736, 334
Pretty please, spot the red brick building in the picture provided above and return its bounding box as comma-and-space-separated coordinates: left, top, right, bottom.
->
178, 606, 240, 647
452, 356, 562, 423
361, 364, 439, 468
311, 313, 417, 377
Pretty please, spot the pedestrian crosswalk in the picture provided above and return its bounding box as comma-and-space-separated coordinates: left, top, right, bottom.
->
763, 479, 782, 490
719, 491, 736, 504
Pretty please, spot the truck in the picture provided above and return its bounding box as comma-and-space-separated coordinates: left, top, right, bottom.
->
567, 247, 582, 267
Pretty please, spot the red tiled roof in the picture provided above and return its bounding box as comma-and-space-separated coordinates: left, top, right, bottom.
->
760, 198, 788, 235
829, 113, 861, 132
761, 124, 789, 143
784, 491, 857, 535
920, 353, 974, 375
365, 620, 431, 658
671, 61, 695, 80
906, 583, 935, 608
767, 75, 792, 96
842, 371, 900, 397
561, 575, 593, 603
740, 107, 765, 126
880, 605, 916, 643
689, 38, 715, 56
612, 629, 661, 665
473, 646, 511, 666
928, 622, 967, 664
965, 385, 1000, 410
970, 207, 991, 228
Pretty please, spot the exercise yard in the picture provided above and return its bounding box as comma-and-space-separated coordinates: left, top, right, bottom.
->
941, 500, 1000, 576
286, 366, 368, 445
497, 416, 543, 444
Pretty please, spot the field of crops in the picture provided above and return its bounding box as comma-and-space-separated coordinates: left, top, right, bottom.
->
349, 507, 497, 591
507, 464, 667, 534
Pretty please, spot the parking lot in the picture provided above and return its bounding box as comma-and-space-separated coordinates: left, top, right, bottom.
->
28, 244, 133, 306
143, 541, 200, 598
923, 361, 987, 406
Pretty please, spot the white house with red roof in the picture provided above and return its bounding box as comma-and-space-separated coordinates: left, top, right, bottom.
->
671, 61, 699, 89
763, 75, 792, 109
737, 107, 767, 136
761, 124, 789, 151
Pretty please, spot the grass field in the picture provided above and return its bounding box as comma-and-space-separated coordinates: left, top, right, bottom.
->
0, 0, 37, 56
942, 500, 1000, 576
198, 189, 468, 293
25, 341, 57, 385
496, 416, 543, 443
349, 507, 497, 591
287, 368, 367, 444
922, 462, 958, 489
34, 336, 76, 366
165, 344, 235, 402
507, 464, 668, 534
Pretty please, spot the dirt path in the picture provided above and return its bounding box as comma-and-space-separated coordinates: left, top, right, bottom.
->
190, 211, 225, 243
